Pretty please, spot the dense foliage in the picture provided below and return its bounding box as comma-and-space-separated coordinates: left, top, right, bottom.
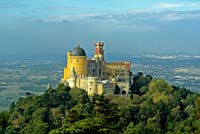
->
1, 73, 200, 134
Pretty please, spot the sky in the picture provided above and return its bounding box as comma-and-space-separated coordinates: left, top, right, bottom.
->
0, 0, 200, 56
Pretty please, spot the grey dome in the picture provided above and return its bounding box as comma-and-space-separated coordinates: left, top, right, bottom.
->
71, 45, 86, 56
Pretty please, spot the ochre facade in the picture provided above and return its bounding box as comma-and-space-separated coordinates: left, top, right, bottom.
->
63, 51, 87, 80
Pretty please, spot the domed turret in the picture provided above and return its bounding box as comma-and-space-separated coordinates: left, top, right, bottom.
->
63, 44, 87, 80
71, 45, 86, 56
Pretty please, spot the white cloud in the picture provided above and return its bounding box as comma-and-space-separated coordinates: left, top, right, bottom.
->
48, 10, 200, 23
154, 3, 184, 9
154, 2, 200, 9
48, 13, 121, 24
162, 12, 200, 21
42, 9, 200, 33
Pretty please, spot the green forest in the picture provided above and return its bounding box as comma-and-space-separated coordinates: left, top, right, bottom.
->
1, 73, 200, 134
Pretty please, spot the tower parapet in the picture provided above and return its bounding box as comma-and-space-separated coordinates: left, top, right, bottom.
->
94, 41, 105, 61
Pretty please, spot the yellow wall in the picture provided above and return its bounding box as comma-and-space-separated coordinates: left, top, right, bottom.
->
63, 51, 87, 80
63, 67, 68, 80
87, 77, 98, 96
76, 78, 88, 91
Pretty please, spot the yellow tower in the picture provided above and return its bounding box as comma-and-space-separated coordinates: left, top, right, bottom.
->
63, 45, 87, 80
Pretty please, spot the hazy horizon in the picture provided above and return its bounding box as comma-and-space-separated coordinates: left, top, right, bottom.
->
1, 0, 200, 56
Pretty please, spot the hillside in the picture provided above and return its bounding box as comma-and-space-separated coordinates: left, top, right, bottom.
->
1, 73, 200, 134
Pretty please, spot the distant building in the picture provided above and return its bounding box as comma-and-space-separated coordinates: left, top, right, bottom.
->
61, 42, 132, 96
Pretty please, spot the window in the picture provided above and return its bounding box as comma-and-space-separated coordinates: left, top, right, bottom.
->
90, 82, 93, 86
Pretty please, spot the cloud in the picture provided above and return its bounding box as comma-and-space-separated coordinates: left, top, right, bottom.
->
17, 3, 200, 32
162, 11, 200, 21
45, 12, 161, 32
154, 3, 184, 9
45, 6, 97, 11
154, 2, 200, 9
38, 9, 200, 33
47, 10, 200, 24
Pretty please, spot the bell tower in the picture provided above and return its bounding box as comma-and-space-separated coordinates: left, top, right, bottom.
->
94, 41, 105, 62
94, 41, 105, 80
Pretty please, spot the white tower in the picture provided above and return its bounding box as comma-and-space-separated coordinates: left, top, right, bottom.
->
68, 67, 77, 88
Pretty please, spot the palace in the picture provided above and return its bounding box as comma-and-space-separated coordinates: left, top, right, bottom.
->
61, 41, 132, 96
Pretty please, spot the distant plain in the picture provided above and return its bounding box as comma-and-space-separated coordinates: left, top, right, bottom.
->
0, 54, 200, 111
